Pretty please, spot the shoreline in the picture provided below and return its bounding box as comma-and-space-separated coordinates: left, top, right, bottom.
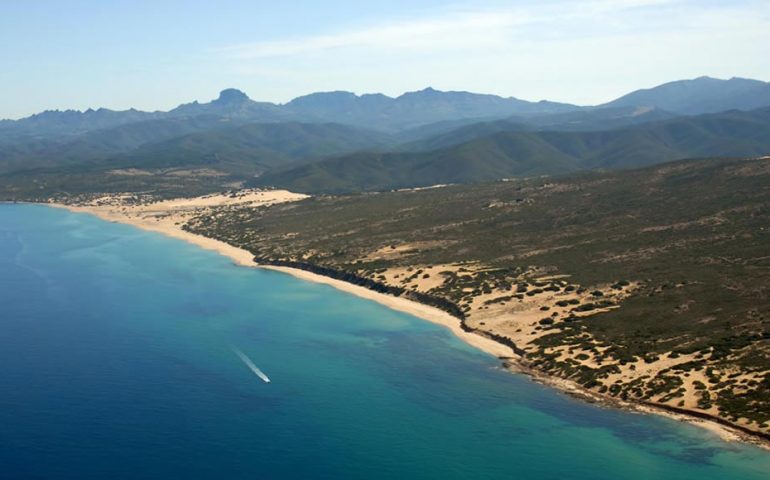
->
41, 201, 770, 450
47, 202, 511, 359
504, 357, 770, 448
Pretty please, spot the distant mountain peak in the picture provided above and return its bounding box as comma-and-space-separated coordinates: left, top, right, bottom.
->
408, 87, 440, 95
214, 88, 250, 104
602, 76, 770, 114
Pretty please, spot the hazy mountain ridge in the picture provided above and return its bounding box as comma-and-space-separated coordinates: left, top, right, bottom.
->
0, 116, 245, 174
5, 76, 769, 144
285, 87, 579, 130
111, 122, 394, 175
1, 86, 579, 141
3, 76, 770, 187
0, 108, 163, 144
167, 88, 292, 122
603, 76, 770, 114
399, 106, 677, 152
255, 107, 770, 193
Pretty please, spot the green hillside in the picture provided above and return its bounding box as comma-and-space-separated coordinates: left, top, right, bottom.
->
0, 121, 393, 200
254, 132, 579, 193
255, 108, 770, 193
188, 156, 770, 435
114, 121, 393, 175
0, 116, 239, 174
399, 106, 675, 152
0, 119, 391, 177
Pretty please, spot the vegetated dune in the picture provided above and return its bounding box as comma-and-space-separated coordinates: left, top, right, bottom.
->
189, 156, 770, 442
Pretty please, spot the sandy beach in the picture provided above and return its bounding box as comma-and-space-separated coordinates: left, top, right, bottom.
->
44, 191, 767, 449
48, 191, 512, 361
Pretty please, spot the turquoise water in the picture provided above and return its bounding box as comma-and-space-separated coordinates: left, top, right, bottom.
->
1, 204, 769, 479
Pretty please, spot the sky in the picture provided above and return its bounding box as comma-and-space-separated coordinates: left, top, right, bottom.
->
1, 0, 769, 119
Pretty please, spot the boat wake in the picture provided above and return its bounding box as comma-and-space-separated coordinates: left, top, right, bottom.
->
232, 347, 271, 383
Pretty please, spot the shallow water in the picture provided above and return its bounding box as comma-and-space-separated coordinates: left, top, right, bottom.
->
1, 204, 768, 479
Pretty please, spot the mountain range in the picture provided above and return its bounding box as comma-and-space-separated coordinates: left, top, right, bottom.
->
253, 108, 770, 193
2, 75, 770, 196
603, 76, 770, 114
4, 76, 770, 141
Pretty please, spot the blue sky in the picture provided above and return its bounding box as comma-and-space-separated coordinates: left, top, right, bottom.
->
1, 0, 769, 118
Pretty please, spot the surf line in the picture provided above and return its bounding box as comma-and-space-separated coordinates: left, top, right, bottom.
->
232, 347, 271, 383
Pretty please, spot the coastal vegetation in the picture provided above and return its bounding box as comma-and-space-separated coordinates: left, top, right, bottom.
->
183, 156, 770, 440
3, 79, 770, 445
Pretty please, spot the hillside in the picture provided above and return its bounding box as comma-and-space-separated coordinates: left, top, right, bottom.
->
255, 108, 770, 193
0, 121, 392, 200
601, 77, 770, 115
398, 106, 676, 152
0, 115, 242, 174
0, 107, 161, 144
254, 133, 580, 193
186, 156, 770, 439
112, 122, 393, 175
1, 78, 769, 201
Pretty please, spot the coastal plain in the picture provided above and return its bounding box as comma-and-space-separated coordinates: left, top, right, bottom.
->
49, 156, 770, 447
6, 202, 770, 479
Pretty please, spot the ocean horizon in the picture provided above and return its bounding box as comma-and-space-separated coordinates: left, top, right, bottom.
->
1, 203, 769, 479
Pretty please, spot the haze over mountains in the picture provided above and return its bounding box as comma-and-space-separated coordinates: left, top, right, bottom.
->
254, 108, 770, 193
2, 76, 770, 196
4, 76, 770, 139
0, 85, 576, 143
604, 76, 770, 114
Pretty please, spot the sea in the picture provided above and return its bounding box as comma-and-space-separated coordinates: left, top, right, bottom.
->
1, 204, 769, 479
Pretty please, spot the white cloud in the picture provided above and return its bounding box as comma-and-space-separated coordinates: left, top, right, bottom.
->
214, 0, 770, 104
217, 0, 682, 59
218, 12, 529, 59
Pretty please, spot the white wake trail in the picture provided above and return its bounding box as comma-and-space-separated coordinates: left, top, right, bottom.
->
232, 347, 271, 383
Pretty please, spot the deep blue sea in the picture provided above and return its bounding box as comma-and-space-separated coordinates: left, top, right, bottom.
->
1, 204, 769, 479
